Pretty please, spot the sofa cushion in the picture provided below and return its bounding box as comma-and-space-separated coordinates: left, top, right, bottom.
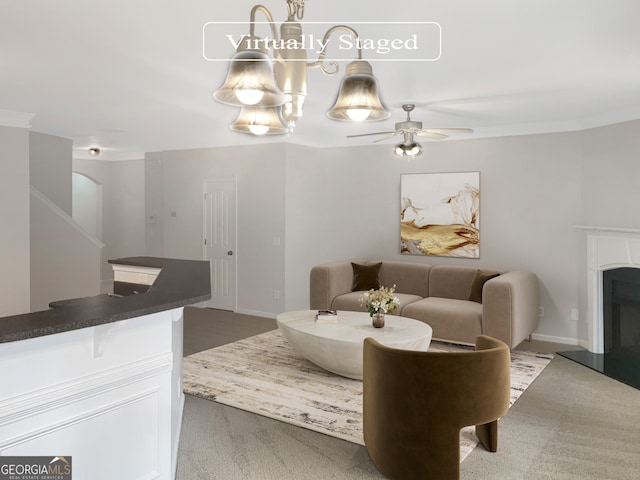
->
468, 270, 501, 303
428, 265, 501, 300
378, 261, 431, 298
351, 262, 382, 291
331, 292, 423, 314
401, 297, 483, 345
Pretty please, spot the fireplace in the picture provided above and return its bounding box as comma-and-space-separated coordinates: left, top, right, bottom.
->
603, 267, 640, 354
559, 227, 640, 390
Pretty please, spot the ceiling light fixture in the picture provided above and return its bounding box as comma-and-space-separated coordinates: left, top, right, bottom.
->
88, 147, 101, 156
214, 0, 390, 136
230, 106, 289, 135
394, 132, 423, 158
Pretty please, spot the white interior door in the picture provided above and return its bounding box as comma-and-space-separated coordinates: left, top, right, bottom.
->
203, 178, 236, 310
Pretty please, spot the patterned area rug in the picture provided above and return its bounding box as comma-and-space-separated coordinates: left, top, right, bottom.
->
183, 330, 553, 462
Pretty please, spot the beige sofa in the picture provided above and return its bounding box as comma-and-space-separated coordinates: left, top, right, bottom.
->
309, 260, 539, 348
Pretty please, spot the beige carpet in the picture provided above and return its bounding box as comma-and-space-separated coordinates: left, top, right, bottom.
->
183, 330, 553, 462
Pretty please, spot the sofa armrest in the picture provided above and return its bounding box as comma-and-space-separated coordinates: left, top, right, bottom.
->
310, 261, 359, 310
481, 270, 539, 348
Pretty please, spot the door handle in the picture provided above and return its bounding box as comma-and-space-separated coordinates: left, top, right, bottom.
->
227, 251, 233, 256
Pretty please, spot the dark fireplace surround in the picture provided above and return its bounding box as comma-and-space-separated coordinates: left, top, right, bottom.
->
603, 267, 640, 354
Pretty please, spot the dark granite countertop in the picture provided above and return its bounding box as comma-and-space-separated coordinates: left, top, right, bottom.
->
0, 257, 211, 344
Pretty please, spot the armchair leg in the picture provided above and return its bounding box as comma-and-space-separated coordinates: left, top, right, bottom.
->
476, 419, 499, 452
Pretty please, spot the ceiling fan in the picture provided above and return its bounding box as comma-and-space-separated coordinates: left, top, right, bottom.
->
346, 104, 473, 157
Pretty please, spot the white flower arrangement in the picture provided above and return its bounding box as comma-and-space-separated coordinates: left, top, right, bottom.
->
360, 285, 400, 316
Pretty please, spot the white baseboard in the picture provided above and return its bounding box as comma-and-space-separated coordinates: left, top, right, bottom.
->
531, 332, 580, 346
234, 308, 277, 319
578, 338, 590, 350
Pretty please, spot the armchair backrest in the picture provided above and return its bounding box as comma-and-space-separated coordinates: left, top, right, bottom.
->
363, 335, 510, 480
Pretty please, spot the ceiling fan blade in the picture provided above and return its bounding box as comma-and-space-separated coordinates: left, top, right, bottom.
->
416, 131, 448, 140
372, 134, 400, 144
346, 131, 396, 138
423, 128, 474, 134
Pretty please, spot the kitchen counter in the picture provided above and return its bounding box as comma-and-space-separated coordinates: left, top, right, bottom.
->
0, 256, 211, 343
0, 256, 210, 480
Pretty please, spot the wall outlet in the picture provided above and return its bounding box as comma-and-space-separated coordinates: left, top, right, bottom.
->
538, 306, 544, 317
571, 308, 579, 321
274, 290, 280, 300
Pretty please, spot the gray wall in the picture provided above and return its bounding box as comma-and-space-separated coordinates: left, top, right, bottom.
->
284, 133, 583, 343
576, 119, 640, 343
146, 144, 286, 317
30, 187, 103, 312
0, 126, 30, 316
580, 120, 640, 227
140, 118, 640, 345
29, 131, 72, 216
73, 158, 146, 285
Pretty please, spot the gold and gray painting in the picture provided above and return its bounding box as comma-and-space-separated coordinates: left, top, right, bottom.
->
400, 172, 480, 258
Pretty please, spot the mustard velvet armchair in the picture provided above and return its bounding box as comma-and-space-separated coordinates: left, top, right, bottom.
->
362, 335, 511, 480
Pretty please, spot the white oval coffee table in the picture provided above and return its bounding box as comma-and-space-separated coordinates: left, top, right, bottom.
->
276, 310, 432, 380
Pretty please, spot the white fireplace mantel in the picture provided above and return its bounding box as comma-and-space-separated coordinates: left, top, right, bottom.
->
576, 226, 640, 353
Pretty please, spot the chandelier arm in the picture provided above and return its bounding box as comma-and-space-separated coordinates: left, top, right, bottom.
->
249, 5, 280, 42
307, 24, 363, 76
286, 0, 304, 20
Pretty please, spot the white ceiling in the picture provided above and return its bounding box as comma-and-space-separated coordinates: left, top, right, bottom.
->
1, 0, 640, 160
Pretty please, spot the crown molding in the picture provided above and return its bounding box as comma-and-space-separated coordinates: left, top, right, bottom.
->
72, 149, 146, 161
0, 109, 35, 128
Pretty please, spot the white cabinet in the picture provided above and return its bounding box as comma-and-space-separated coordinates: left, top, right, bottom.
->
0, 308, 184, 480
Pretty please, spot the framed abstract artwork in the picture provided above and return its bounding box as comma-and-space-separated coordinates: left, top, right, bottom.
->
400, 172, 480, 258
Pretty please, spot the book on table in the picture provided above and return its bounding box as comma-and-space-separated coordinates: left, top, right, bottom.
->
315, 309, 338, 323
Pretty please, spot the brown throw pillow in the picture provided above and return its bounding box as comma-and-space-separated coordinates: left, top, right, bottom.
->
468, 270, 500, 303
351, 262, 382, 291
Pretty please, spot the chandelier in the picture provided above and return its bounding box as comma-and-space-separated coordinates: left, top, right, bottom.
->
214, 0, 391, 135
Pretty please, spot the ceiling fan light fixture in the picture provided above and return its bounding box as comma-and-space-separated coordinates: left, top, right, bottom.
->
347, 103, 473, 153
394, 141, 423, 158
327, 60, 390, 122
214, 42, 286, 107
229, 106, 288, 135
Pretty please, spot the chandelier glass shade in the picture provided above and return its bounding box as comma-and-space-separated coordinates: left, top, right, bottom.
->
213, 1, 389, 135
326, 61, 390, 122
230, 106, 289, 135
213, 47, 286, 107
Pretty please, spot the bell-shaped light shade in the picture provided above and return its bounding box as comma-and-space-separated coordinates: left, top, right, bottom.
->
327, 61, 390, 122
394, 141, 423, 158
214, 49, 286, 107
230, 107, 288, 135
